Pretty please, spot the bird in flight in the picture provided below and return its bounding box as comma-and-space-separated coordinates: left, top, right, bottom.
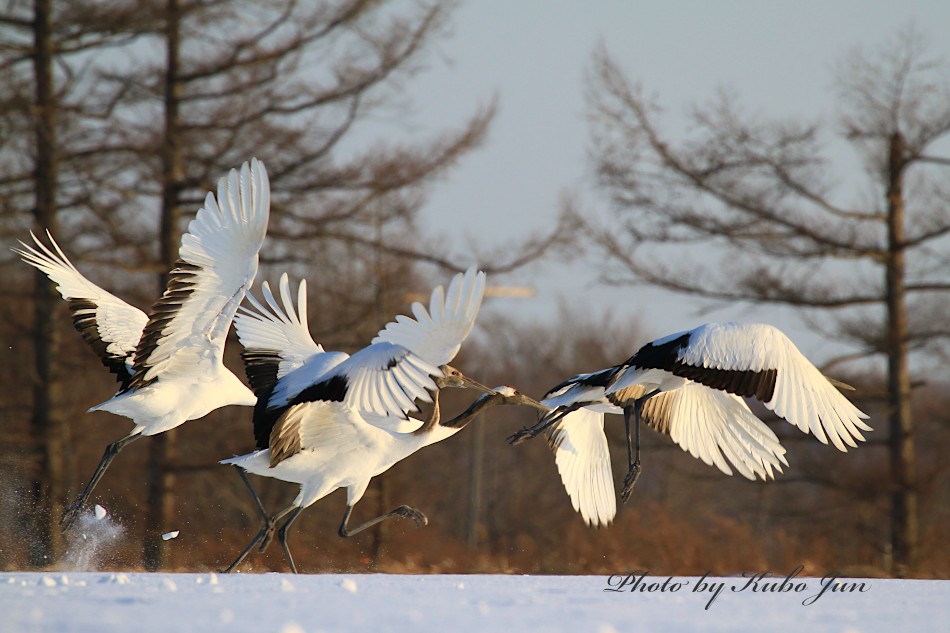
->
509, 322, 871, 526
222, 267, 544, 573
15, 159, 270, 530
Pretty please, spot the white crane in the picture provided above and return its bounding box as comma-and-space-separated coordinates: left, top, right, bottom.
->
222, 266, 545, 573
14, 159, 270, 530
509, 322, 871, 527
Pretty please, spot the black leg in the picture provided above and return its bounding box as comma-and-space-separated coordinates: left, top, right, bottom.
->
229, 465, 279, 551
61, 432, 141, 531
623, 405, 634, 471
338, 502, 428, 539
232, 465, 270, 523
621, 389, 658, 503
276, 506, 305, 574
507, 402, 582, 445
222, 504, 298, 574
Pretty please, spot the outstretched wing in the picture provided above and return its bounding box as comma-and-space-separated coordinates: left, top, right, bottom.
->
14, 230, 147, 386
372, 265, 486, 367
546, 408, 617, 528
614, 382, 789, 481
127, 159, 270, 390
538, 369, 620, 528
674, 323, 872, 451
234, 273, 325, 396
749, 325, 872, 451
234, 271, 347, 449
319, 266, 487, 425
610, 322, 872, 452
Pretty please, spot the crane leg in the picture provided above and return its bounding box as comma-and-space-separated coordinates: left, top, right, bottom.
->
222, 504, 298, 573
620, 405, 642, 503
232, 465, 270, 523
276, 506, 305, 574
228, 465, 280, 551
338, 503, 428, 539
507, 402, 582, 445
621, 389, 658, 503
61, 432, 142, 531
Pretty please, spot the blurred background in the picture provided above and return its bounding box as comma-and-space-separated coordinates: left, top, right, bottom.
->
1, 1, 947, 578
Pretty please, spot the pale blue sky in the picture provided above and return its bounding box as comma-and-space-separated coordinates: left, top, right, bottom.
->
402, 1, 950, 359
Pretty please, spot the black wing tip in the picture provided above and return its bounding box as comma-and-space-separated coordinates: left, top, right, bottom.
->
291, 374, 348, 405
126, 263, 201, 389
546, 366, 617, 399
66, 298, 134, 386
241, 349, 283, 395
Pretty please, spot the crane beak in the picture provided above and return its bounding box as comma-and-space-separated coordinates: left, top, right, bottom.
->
460, 375, 494, 395
518, 394, 551, 413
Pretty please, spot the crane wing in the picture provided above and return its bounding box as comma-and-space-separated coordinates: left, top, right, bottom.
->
235, 273, 325, 395
260, 344, 427, 437
613, 322, 872, 452
634, 383, 788, 480
676, 323, 873, 452
245, 267, 486, 435
759, 327, 872, 451
372, 266, 486, 367
545, 408, 617, 528
14, 230, 147, 385
322, 341, 440, 429
303, 266, 486, 427
267, 399, 365, 467
127, 159, 270, 389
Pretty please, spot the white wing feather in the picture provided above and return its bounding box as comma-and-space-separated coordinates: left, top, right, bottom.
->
372, 266, 486, 367
661, 385, 787, 480
235, 273, 324, 379
680, 323, 871, 452
546, 408, 616, 528
245, 268, 485, 431
332, 266, 485, 424
14, 230, 147, 368
332, 342, 440, 425
134, 159, 270, 382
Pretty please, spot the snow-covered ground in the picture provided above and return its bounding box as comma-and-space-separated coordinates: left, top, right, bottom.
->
1, 571, 945, 632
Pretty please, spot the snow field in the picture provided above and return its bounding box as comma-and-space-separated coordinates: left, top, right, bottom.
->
1, 572, 946, 633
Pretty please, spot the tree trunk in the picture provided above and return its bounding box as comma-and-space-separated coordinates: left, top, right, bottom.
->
26, 0, 65, 568
143, 0, 183, 571
885, 132, 917, 576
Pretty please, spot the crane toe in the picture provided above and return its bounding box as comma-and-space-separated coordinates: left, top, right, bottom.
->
506, 428, 536, 445
395, 505, 428, 527
620, 462, 642, 503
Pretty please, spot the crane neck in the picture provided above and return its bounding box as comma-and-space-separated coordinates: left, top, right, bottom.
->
440, 393, 502, 430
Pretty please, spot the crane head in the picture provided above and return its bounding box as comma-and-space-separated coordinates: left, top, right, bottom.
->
436, 364, 493, 394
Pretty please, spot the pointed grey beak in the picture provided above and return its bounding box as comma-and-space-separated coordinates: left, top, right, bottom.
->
518, 394, 551, 413
460, 375, 494, 395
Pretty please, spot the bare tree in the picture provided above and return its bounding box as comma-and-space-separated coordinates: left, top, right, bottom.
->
0, 0, 578, 571
581, 29, 950, 575
0, 0, 149, 568
62, 0, 495, 570
0, 0, 578, 570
